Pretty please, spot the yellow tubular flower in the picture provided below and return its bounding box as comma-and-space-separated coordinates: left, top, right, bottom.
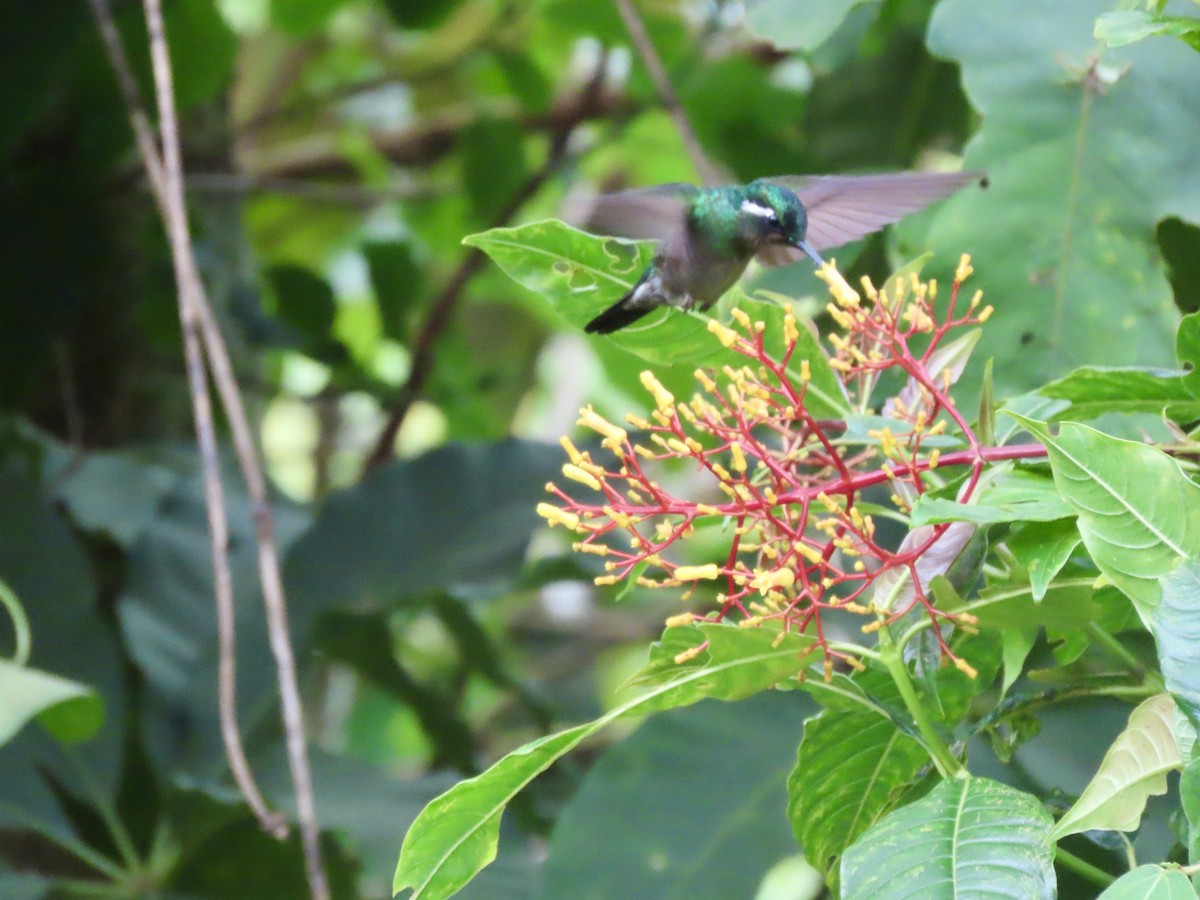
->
577, 405, 627, 445
537, 503, 580, 530
674, 564, 721, 581
640, 370, 675, 410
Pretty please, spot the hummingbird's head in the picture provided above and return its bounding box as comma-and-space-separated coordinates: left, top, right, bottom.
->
737, 181, 808, 251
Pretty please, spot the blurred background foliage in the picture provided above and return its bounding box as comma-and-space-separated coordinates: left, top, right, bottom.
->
1, 0, 1198, 897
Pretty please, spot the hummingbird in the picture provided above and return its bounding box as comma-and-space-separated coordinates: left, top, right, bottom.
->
582, 171, 985, 334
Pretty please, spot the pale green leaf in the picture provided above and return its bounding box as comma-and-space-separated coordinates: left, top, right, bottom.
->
0, 660, 102, 747
840, 776, 1056, 899
1097, 865, 1199, 900
1152, 558, 1200, 730
1095, 10, 1200, 51
393, 624, 813, 899
1007, 415, 1200, 618
1050, 694, 1182, 839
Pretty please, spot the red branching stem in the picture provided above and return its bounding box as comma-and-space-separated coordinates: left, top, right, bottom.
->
542, 260, 1023, 670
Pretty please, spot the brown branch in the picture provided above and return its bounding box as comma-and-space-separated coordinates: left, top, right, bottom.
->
240, 89, 633, 181
185, 172, 434, 206
362, 57, 610, 473
612, 0, 722, 186
91, 2, 330, 896
86, 0, 282, 844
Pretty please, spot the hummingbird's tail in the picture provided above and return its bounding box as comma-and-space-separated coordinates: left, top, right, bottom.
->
584, 296, 652, 334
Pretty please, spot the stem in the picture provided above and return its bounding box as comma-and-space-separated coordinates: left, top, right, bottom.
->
1085, 623, 1164, 691
826, 641, 881, 663
59, 744, 141, 870
0, 577, 31, 666
877, 626, 962, 777
1055, 846, 1116, 887
0, 801, 126, 882
612, 0, 720, 185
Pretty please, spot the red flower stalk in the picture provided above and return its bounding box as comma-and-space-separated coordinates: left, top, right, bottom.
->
538, 256, 1043, 676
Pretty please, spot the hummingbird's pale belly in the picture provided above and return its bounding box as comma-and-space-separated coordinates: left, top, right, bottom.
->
656, 250, 751, 311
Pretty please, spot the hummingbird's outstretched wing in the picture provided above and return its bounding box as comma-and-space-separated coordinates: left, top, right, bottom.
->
754, 171, 986, 266
585, 183, 700, 241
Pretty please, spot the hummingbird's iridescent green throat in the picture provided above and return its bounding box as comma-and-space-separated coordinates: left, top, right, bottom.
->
581, 170, 985, 335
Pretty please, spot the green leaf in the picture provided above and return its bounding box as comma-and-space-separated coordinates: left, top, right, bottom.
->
1006, 519, 1084, 601
969, 578, 1101, 630
463, 220, 850, 418
0, 660, 102, 747
461, 117, 528, 222
1095, 10, 1200, 51
1007, 415, 1200, 618
364, 241, 424, 345
1152, 558, 1200, 730
1097, 865, 1200, 900
314, 611, 476, 772
743, 0, 871, 51
923, 0, 1198, 395
393, 623, 814, 899
1000, 626, 1039, 697
1180, 311, 1200, 400
789, 676, 927, 890
541, 694, 808, 899
286, 440, 561, 612
1050, 693, 1182, 839
263, 264, 346, 364
1040, 366, 1200, 422
840, 776, 1056, 899
1183, 759, 1200, 873
56, 452, 176, 547
910, 470, 1074, 526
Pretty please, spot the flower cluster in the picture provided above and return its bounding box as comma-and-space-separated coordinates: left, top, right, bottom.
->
539, 257, 1001, 674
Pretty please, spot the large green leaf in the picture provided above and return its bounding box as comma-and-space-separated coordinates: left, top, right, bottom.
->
840, 776, 1056, 899
1050, 693, 1181, 839
789, 680, 927, 890
922, 0, 1199, 394
463, 220, 850, 417
1039, 367, 1200, 422
1009, 415, 1200, 617
286, 439, 561, 611
1097, 865, 1199, 900
119, 460, 311, 770
539, 693, 809, 900
1152, 559, 1200, 730
393, 624, 814, 899
743, 0, 871, 53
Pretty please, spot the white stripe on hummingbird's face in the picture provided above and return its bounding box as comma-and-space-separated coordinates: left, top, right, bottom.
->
740, 199, 777, 220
